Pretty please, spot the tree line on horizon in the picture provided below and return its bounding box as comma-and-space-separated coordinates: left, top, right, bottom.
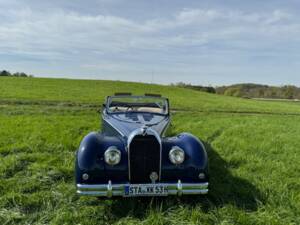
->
0, 70, 33, 77
173, 82, 300, 100
1, 72, 298, 99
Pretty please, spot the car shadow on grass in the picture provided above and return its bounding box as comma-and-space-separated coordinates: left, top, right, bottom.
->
97, 141, 265, 221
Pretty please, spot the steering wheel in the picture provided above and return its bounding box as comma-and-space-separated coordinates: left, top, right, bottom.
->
113, 107, 120, 112
126, 106, 133, 112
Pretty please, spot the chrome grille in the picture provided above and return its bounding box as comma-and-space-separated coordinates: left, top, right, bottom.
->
129, 135, 160, 183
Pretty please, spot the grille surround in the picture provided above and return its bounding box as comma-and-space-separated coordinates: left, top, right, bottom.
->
128, 128, 161, 183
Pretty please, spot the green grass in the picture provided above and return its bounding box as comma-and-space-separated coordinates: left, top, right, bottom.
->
0, 77, 299, 225
2, 76, 300, 114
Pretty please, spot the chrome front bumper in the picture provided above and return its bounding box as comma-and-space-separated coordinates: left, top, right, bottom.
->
77, 180, 208, 197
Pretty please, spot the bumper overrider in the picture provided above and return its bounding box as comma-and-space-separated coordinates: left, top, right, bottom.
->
77, 180, 209, 197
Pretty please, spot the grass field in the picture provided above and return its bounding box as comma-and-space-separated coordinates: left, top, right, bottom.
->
0, 77, 299, 225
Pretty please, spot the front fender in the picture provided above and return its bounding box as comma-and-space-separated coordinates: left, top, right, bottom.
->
161, 133, 208, 182
75, 132, 128, 184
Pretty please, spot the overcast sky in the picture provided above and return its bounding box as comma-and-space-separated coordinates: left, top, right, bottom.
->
1, 0, 300, 85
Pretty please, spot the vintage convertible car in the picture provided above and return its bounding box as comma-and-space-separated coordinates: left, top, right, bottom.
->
75, 93, 208, 197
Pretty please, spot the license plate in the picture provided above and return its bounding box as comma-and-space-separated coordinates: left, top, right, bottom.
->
124, 184, 168, 197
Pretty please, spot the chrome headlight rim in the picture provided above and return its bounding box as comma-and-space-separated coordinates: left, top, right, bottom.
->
104, 146, 121, 166
169, 146, 185, 165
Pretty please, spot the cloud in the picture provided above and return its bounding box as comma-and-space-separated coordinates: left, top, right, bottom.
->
0, 5, 297, 55
179, 8, 292, 24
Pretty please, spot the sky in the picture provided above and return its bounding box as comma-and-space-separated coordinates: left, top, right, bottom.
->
1, 0, 300, 86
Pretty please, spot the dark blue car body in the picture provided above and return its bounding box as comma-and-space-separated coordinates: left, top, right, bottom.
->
75, 94, 208, 197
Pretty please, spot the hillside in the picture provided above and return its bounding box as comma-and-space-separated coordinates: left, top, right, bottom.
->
216, 83, 300, 99
0, 77, 299, 225
1, 77, 300, 114
173, 82, 300, 100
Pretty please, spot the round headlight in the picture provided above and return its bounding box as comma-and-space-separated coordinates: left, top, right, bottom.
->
169, 146, 185, 165
104, 147, 121, 166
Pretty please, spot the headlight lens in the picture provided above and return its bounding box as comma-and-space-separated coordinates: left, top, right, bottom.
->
169, 146, 185, 165
104, 147, 121, 165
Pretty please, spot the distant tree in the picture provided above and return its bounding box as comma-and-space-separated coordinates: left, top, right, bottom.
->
215, 86, 227, 94
13, 72, 28, 77
0, 70, 33, 78
282, 85, 296, 99
216, 83, 300, 100
0, 70, 11, 76
176, 82, 189, 88
174, 82, 216, 94
202, 86, 216, 93
19, 72, 27, 77
174, 82, 300, 99
224, 87, 242, 97
257, 88, 264, 98
13, 72, 21, 77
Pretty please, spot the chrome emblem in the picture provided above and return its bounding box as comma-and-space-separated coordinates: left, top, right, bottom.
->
150, 172, 158, 183
142, 126, 148, 136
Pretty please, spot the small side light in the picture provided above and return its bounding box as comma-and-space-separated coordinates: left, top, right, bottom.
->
149, 172, 158, 183
198, 172, 206, 179
82, 173, 89, 180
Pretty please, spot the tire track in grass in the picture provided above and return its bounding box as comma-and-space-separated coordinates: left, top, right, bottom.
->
1, 99, 300, 117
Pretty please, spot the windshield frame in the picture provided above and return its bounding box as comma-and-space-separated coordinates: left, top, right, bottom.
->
105, 95, 169, 116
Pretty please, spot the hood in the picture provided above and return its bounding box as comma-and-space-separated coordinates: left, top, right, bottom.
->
103, 112, 170, 138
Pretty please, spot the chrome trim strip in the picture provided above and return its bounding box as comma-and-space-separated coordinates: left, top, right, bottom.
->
77, 181, 209, 197
177, 179, 182, 196
127, 127, 162, 181
107, 180, 112, 197
161, 118, 171, 137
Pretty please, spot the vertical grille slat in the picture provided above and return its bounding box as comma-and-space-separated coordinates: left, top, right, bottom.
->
129, 135, 160, 183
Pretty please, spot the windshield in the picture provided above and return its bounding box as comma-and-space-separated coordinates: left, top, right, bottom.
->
107, 96, 169, 115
